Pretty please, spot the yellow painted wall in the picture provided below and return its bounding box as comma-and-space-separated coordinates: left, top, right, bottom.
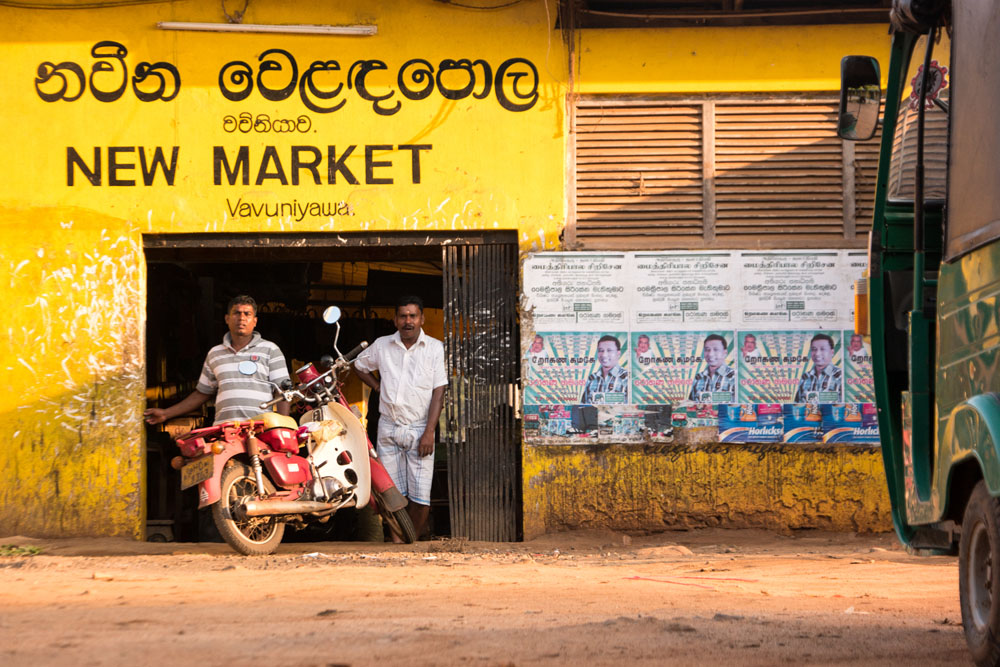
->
0, 208, 145, 537
523, 444, 893, 539
0, 0, 894, 537
576, 24, 891, 93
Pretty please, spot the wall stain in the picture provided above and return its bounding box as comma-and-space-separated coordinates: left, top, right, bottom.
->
522, 442, 893, 539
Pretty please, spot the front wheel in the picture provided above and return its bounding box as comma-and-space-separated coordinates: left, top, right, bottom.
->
373, 490, 416, 544
960, 481, 1000, 666
212, 461, 285, 556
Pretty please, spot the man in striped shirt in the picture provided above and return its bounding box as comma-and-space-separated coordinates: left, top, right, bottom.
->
144, 295, 290, 426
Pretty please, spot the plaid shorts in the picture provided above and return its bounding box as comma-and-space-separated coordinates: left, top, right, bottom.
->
376, 420, 434, 506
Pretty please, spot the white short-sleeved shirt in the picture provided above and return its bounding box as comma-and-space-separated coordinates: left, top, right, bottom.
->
354, 329, 448, 427
196, 331, 290, 424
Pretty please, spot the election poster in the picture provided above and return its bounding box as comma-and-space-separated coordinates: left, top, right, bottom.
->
629, 253, 739, 328
523, 331, 629, 406
738, 252, 851, 327
521, 250, 876, 445
631, 331, 737, 405
843, 329, 876, 403
522, 253, 629, 331
737, 330, 844, 404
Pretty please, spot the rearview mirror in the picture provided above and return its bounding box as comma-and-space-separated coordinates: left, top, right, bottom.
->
839, 56, 881, 141
322, 306, 341, 324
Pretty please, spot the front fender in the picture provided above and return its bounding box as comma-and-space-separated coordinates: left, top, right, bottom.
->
300, 402, 371, 508
936, 393, 1000, 516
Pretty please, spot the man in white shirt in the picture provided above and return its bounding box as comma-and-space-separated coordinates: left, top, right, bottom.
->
354, 295, 447, 541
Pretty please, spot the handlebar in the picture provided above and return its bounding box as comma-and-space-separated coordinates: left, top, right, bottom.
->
259, 394, 288, 411
256, 341, 368, 411
343, 341, 368, 363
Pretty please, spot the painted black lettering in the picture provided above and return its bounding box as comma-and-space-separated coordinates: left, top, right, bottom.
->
214, 146, 250, 185
291, 146, 322, 185
327, 146, 358, 184
398, 144, 431, 184
108, 147, 135, 186
365, 144, 393, 185
67, 147, 100, 186
255, 146, 288, 185
139, 146, 179, 186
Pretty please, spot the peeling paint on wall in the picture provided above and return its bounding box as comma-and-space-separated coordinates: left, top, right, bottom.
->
521, 443, 892, 539
0, 208, 145, 538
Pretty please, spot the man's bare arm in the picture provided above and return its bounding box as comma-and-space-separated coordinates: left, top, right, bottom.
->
144, 390, 212, 425
418, 385, 446, 457
354, 367, 381, 393
274, 397, 290, 417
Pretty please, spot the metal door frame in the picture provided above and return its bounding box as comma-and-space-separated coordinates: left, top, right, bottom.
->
443, 239, 521, 541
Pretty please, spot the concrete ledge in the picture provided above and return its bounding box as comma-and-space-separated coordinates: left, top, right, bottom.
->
522, 442, 893, 539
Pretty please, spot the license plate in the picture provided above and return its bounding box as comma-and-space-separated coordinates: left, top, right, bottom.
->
180, 455, 214, 490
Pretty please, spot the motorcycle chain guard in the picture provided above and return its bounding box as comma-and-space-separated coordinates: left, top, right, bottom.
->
300, 403, 372, 508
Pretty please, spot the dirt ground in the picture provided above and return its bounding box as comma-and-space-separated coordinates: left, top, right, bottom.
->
0, 528, 968, 666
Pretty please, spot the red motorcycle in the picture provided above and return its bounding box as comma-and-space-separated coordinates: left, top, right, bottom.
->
170, 306, 416, 555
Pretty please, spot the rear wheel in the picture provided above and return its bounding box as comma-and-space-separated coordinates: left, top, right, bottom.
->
212, 461, 285, 556
960, 481, 1000, 666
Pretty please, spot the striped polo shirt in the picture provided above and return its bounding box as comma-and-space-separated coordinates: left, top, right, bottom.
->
196, 331, 290, 424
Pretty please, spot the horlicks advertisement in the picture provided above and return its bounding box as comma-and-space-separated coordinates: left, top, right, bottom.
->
821, 403, 879, 444
718, 404, 782, 443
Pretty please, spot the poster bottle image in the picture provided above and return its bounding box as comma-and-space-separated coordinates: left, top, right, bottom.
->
805, 394, 822, 422
739, 404, 757, 422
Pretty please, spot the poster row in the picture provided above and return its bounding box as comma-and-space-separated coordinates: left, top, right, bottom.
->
523, 250, 866, 331
524, 402, 879, 445
524, 329, 873, 406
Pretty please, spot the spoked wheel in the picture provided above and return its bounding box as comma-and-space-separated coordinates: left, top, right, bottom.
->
960, 481, 1000, 667
373, 490, 417, 544
212, 461, 285, 556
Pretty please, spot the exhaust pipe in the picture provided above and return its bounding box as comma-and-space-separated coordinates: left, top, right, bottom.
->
243, 499, 336, 517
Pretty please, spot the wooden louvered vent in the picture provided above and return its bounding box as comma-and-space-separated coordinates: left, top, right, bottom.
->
853, 126, 882, 235
571, 96, 877, 250
714, 101, 843, 240
574, 101, 704, 245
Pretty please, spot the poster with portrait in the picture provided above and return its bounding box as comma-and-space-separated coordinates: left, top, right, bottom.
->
522, 253, 629, 331
631, 331, 736, 405
521, 250, 876, 445
738, 252, 851, 327
629, 252, 739, 329
523, 331, 629, 405
737, 330, 844, 404
843, 329, 875, 403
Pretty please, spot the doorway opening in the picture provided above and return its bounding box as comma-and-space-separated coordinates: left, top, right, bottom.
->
143, 232, 521, 544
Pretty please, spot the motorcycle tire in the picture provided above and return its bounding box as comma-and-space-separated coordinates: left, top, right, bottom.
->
373, 490, 417, 544
212, 461, 285, 556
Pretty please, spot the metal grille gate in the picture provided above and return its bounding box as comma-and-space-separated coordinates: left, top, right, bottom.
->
443, 242, 521, 541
